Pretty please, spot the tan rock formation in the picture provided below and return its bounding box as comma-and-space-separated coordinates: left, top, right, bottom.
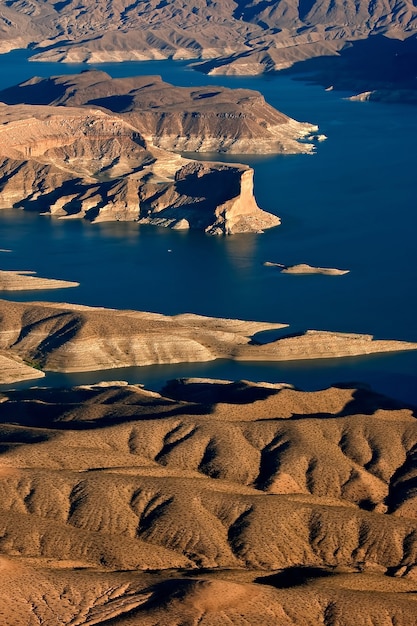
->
138, 161, 281, 234
0, 101, 279, 232
0, 352, 44, 384
235, 329, 417, 361
0, 378, 415, 623
0, 299, 415, 382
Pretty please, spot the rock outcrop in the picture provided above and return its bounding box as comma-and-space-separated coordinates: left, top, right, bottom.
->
0, 378, 415, 623
0, 352, 44, 384
137, 160, 281, 234
0, 101, 279, 232
264, 262, 350, 275
0, 299, 416, 383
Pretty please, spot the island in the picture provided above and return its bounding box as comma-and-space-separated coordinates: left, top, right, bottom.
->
264, 262, 350, 275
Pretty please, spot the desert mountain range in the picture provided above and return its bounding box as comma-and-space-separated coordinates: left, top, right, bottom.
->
1, 0, 416, 74
2, 0, 415, 102
0, 377, 416, 624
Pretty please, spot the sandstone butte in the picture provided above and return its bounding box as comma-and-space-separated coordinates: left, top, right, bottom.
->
0, 299, 416, 383
0, 377, 416, 624
0, 70, 324, 233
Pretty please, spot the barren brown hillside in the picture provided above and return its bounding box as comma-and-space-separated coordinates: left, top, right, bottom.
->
0, 378, 415, 624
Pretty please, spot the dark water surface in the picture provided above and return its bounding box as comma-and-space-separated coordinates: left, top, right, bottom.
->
0, 50, 416, 403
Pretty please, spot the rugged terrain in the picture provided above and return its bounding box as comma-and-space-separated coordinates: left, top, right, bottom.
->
0, 71, 318, 154
0, 299, 416, 383
1, 0, 416, 75
0, 0, 416, 101
0, 100, 280, 232
0, 377, 415, 624
0, 70, 325, 231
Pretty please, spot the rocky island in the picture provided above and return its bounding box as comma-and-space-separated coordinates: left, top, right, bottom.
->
264, 262, 350, 275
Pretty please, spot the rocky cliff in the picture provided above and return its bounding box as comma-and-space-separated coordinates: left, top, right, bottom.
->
0, 100, 279, 232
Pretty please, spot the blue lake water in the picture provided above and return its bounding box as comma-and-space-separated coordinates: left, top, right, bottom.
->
0, 50, 416, 404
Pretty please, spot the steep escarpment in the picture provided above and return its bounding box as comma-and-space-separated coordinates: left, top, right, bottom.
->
0, 299, 416, 382
0, 379, 415, 624
0, 72, 319, 154
0, 101, 279, 232
137, 160, 281, 234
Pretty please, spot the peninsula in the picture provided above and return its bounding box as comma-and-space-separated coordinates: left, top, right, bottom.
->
0, 299, 416, 383
0, 269, 79, 291
0, 71, 323, 233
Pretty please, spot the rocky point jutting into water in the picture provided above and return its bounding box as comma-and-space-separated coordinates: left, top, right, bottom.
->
0, 299, 416, 384
0, 101, 280, 233
0, 70, 326, 233
0, 71, 319, 155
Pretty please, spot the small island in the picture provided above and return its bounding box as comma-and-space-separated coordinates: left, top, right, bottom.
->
264, 262, 350, 275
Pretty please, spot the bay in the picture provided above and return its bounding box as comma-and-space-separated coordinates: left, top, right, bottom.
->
0, 50, 416, 404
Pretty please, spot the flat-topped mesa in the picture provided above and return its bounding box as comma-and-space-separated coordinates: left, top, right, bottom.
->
0, 102, 279, 233
0, 72, 319, 155
0, 299, 416, 383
